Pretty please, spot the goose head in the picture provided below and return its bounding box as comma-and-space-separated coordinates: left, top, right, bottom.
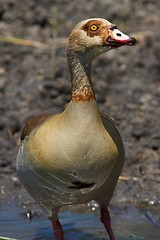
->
67, 18, 136, 58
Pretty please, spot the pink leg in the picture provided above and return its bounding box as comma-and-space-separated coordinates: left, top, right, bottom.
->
100, 207, 116, 240
52, 219, 64, 240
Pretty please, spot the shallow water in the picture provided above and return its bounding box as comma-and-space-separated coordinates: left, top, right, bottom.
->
0, 201, 160, 240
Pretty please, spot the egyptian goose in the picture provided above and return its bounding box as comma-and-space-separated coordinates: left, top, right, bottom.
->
16, 18, 136, 240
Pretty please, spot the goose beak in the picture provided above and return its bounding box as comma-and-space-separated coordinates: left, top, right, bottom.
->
107, 25, 136, 48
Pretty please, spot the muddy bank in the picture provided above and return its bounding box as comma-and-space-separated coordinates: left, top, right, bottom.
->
0, 0, 160, 209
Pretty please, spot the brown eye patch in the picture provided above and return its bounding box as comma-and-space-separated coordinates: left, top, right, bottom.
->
83, 20, 103, 37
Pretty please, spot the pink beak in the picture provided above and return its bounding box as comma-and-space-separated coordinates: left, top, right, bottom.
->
107, 25, 136, 48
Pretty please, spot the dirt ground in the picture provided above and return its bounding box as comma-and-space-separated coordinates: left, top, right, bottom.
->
0, 0, 160, 208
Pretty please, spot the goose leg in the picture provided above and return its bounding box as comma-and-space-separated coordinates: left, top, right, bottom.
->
100, 207, 116, 240
52, 219, 64, 240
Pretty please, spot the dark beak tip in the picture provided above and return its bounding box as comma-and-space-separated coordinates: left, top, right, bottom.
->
130, 37, 136, 45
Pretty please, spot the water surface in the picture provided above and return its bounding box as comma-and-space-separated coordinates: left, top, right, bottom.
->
0, 200, 159, 240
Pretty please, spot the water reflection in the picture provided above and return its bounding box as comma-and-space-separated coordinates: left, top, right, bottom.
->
0, 201, 159, 240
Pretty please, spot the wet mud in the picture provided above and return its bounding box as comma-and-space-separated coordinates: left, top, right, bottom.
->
0, 0, 160, 239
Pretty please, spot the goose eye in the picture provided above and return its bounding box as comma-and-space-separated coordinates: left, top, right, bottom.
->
90, 24, 98, 31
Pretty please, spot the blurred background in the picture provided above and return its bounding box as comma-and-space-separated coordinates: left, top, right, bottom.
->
0, 0, 159, 239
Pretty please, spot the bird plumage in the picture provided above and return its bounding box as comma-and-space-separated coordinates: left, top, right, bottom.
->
16, 18, 135, 240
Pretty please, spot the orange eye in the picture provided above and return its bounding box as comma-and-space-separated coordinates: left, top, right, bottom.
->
90, 24, 98, 31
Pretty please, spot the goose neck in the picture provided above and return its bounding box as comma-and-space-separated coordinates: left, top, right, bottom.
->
67, 49, 95, 101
